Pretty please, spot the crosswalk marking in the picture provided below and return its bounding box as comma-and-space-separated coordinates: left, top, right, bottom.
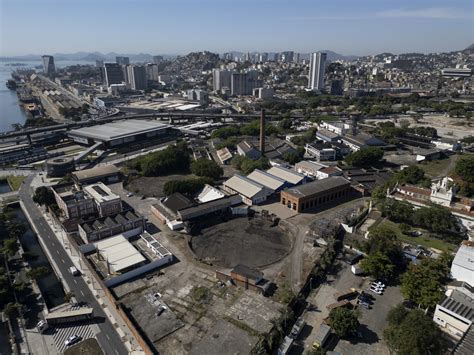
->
45, 321, 95, 354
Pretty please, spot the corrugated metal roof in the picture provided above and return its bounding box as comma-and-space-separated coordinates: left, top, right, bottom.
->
267, 166, 305, 185
452, 244, 474, 274
439, 290, 474, 321
69, 119, 169, 141
224, 174, 265, 198
95, 234, 145, 273
247, 169, 286, 191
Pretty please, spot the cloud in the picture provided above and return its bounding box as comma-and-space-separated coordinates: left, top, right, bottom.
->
376, 7, 470, 19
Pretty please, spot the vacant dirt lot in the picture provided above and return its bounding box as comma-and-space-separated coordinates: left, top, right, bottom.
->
125, 174, 196, 197
190, 217, 292, 268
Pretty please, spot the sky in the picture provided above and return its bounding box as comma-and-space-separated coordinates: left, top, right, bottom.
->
0, 0, 473, 56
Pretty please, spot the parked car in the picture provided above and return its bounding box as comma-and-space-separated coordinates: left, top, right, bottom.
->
369, 287, 383, 295
65, 335, 82, 347
371, 282, 385, 289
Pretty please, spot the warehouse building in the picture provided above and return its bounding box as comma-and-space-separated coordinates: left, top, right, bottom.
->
247, 169, 287, 192
280, 176, 352, 212
266, 166, 306, 186
68, 119, 171, 147
223, 174, 272, 205
72, 165, 121, 186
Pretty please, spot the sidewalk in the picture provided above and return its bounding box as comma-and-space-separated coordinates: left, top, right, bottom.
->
42, 206, 144, 354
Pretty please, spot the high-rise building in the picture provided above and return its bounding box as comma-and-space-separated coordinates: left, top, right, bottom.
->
231, 70, 260, 96
95, 60, 104, 68
153, 56, 163, 65
294, 53, 300, 64
259, 53, 268, 63
308, 52, 327, 91
104, 63, 124, 87
145, 63, 159, 82
126, 65, 147, 90
212, 69, 232, 92
116, 56, 130, 66
330, 79, 344, 95
280, 51, 294, 63
42, 55, 55, 76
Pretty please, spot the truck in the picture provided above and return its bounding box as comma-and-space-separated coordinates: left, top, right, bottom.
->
312, 324, 331, 350
334, 288, 358, 301
351, 263, 364, 275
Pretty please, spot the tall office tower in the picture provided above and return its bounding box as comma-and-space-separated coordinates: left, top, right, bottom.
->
330, 79, 344, 95
145, 63, 159, 82
243, 52, 251, 62
126, 65, 147, 90
42, 55, 56, 76
294, 53, 300, 63
153, 56, 163, 65
95, 60, 104, 67
104, 63, 124, 87
223, 52, 233, 61
116, 56, 130, 65
280, 51, 294, 63
308, 52, 327, 91
259, 53, 268, 63
273, 53, 279, 62
212, 68, 232, 92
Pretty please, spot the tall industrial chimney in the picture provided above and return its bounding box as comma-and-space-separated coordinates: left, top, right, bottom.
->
260, 109, 265, 156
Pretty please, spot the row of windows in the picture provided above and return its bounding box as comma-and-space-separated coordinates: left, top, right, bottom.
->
299, 188, 350, 210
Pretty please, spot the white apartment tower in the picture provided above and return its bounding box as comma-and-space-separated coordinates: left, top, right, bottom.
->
308, 52, 327, 91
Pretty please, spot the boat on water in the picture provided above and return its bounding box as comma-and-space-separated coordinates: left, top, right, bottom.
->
6, 79, 17, 90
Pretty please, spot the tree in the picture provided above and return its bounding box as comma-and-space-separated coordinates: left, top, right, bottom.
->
412, 204, 460, 236
190, 159, 223, 180
386, 304, 408, 326
455, 155, 474, 183
279, 118, 292, 130
163, 177, 213, 196
360, 252, 396, 279
2, 302, 20, 319
345, 147, 384, 167
282, 152, 301, 165
1, 238, 19, 257
33, 186, 55, 206
364, 225, 404, 265
396, 166, 426, 185
381, 199, 414, 223
384, 308, 447, 355
401, 256, 452, 309
328, 307, 359, 338
26, 266, 50, 280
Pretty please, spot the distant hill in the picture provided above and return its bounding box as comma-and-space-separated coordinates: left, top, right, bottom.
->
463, 44, 474, 53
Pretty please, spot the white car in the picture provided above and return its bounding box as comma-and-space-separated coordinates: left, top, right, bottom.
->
65, 335, 82, 347
369, 287, 383, 295
371, 282, 385, 289
374, 280, 386, 287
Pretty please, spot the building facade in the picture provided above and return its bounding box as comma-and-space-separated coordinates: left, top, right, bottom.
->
42, 55, 56, 77
104, 63, 124, 87
280, 177, 351, 212
308, 52, 327, 91
126, 65, 147, 90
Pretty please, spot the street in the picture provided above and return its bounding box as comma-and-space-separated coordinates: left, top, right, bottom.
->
19, 175, 128, 355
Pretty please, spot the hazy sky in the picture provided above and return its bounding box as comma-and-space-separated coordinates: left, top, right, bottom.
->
1, 0, 473, 56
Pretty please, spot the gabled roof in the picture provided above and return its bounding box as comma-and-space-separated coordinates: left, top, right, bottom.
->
247, 169, 286, 191
267, 166, 305, 185
224, 174, 266, 198
283, 176, 350, 198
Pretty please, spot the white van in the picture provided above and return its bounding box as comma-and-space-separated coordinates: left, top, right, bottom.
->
36, 320, 49, 333
69, 266, 80, 276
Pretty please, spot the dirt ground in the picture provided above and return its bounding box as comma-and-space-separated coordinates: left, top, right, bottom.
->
125, 174, 196, 197
190, 217, 292, 268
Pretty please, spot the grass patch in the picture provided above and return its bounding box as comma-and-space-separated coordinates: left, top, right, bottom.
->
373, 220, 456, 253
191, 286, 212, 304
6, 175, 26, 191
64, 338, 103, 355
272, 282, 295, 304
319, 115, 339, 122
419, 156, 456, 179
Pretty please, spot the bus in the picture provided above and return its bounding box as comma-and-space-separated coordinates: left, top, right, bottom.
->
45, 307, 94, 325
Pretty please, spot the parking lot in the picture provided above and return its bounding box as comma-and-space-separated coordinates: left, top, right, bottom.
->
293, 259, 403, 355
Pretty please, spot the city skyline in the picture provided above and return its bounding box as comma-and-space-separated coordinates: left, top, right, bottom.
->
1, 0, 473, 57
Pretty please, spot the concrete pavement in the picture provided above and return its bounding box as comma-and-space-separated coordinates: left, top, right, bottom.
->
19, 175, 131, 355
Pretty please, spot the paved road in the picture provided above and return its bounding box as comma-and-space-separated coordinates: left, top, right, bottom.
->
19, 176, 128, 355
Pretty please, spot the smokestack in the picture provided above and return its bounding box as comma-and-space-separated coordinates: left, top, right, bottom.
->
260, 109, 265, 156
